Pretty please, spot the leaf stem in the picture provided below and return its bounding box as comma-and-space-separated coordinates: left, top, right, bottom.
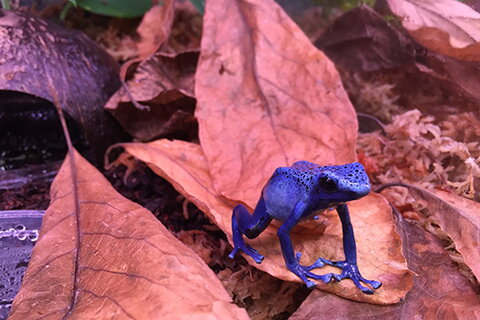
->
375, 182, 413, 193
47, 78, 82, 319
60, 1, 74, 21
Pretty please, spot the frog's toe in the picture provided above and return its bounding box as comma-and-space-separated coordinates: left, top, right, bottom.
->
305, 271, 334, 283
289, 262, 333, 288
326, 261, 382, 294
324, 272, 342, 282
359, 276, 382, 289
307, 257, 325, 270
243, 244, 264, 263
369, 279, 382, 289
228, 248, 239, 259
319, 257, 344, 268
304, 279, 316, 289
248, 251, 264, 263
229, 244, 264, 264
295, 252, 302, 262
352, 277, 374, 295
295, 252, 325, 271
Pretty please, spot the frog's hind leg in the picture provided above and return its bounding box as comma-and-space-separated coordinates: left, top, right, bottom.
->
229, 196, 272, 264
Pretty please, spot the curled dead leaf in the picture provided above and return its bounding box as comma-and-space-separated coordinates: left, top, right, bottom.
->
387, 0, 480, 61
108, 50, 198, 105
290, 216, 480, 319
119, 0, 175, 81
316, 5, 416, 72
109, 1, 200, 142
380, 183, 480, 282
10, 150, 249, 320
136, 1, 175, 60
163, 0, 203, 54
415, 51, 480, 106
195, 0, 358, 207
107, 50, 199, 141
117, 139, 413, 305
109, 0, 202, 143
0, 10, 125, 162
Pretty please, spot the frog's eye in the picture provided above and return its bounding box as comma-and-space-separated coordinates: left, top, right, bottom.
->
320, 177, 337, 193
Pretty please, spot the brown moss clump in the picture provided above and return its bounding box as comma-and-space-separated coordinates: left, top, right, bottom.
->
359, 109, 480, 201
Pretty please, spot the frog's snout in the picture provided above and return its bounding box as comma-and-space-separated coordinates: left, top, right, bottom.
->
337, 179, 370, 199
355, 184, 371, 198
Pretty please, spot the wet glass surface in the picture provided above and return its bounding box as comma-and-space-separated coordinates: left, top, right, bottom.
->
0, 210, 44, 319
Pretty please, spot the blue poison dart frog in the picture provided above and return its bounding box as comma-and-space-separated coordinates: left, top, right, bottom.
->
229, 161, 382, 294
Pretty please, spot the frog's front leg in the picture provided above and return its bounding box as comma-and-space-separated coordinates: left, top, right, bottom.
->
278, 201, 334, 288
320, 203, 382, 294
229, 196, 272, 263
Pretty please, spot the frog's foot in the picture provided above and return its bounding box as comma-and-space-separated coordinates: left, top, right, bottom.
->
320, 258, 382, 294
289, 253, 333, 288
229, 244, 264, 264
295, 252, 325, 270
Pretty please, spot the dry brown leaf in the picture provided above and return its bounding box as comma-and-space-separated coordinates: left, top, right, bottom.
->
105, 1, 201, 142
119, 1, 175, 80
136, 2, 175, 59
290, 217, 480, 320
316, 5, 416, 72
388, 0, 480, 61
109, 51, 197, 105
119, 139, 414, 305
392, 184, 480, 282
163, 0, 203, 54
195, 0, 358, 207
106, 51, 198, 141
415, 51, 480, 106
9, 150, 249, 320
217, 267, 303, 320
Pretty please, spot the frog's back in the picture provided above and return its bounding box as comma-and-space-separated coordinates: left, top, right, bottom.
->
291, 160, 319, 171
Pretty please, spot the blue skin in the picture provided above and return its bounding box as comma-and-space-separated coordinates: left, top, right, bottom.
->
229, 161, 382, 294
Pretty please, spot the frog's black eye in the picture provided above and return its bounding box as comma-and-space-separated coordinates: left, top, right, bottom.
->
320, 177, 337, 193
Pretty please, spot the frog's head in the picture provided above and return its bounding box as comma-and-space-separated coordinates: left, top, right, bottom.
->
316, 162, 370, 202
